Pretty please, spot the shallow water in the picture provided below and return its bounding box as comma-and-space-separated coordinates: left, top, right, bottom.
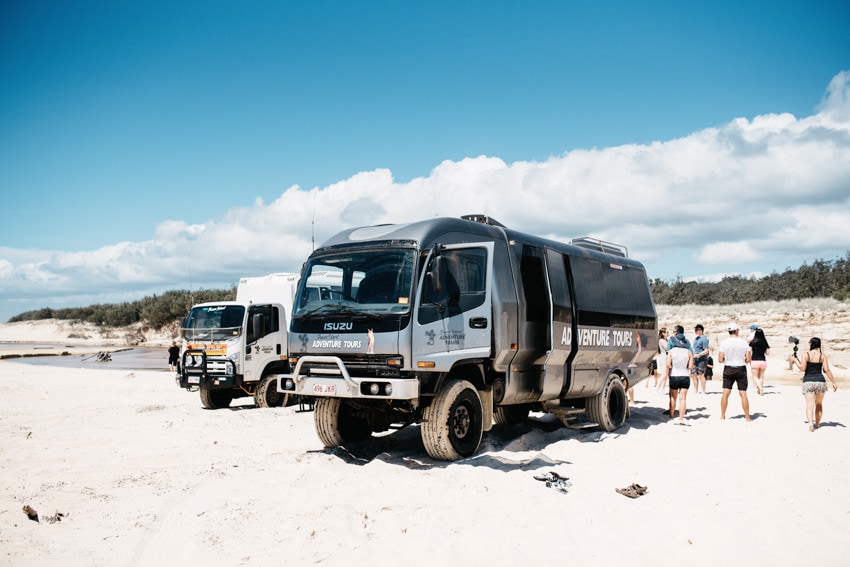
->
6, 346, 172, 371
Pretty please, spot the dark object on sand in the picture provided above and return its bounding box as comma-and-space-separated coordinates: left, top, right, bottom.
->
23, 505, 39, 522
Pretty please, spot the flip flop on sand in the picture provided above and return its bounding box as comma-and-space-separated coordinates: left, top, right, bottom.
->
533, 471, 566, 482
533, 471, 572, 494
546, 478, 572, 494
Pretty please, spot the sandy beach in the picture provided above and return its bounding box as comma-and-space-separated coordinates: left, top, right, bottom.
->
1, 301, 848, 566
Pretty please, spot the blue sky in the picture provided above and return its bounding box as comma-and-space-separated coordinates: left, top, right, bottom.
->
2, 1, 850, 321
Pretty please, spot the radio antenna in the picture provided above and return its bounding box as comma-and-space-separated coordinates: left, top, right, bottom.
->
311, 192, 317, 250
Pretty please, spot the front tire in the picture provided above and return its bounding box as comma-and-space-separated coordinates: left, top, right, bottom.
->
314, 398, 372, 447
254, 375, 288, 408
421, 379, 484, 461
586, 374, 628, 431
200, 387, 234, 409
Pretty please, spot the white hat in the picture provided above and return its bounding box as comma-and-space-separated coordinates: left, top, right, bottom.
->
727, 323, 740, 332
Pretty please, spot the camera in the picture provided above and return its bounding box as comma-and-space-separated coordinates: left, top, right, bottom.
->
788, 336, 800, 367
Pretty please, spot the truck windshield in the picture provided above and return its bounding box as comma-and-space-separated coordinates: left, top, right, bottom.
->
181, 305, 245, 341
294, 249, 415, 316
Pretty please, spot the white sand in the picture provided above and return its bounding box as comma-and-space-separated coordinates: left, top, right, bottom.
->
1, 303, 848, 565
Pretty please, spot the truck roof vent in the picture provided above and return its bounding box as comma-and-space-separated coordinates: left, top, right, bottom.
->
570, 237, 628, 258
461, 214, 506, 227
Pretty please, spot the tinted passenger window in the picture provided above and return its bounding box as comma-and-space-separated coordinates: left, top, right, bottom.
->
419, 248, 487, 324
246, 305, 279, 343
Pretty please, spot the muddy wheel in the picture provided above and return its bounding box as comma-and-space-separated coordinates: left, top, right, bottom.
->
200, 387, 234, 409
254, 375, 288, 408
586, 374, 628, 431
493, 404, 529, 425
314, 398, 372, 447
421, 379, 483, 461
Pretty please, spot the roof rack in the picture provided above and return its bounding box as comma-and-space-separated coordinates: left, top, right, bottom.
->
461, 214, 506, 228
570, 237, 628, 258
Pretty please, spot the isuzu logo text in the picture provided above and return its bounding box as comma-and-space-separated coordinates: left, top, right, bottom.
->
324, 322, 353, 331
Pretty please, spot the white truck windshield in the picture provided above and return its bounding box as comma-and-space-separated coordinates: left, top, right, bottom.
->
181, 305, 245, 340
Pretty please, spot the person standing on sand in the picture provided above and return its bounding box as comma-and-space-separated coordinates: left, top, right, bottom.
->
719, 323, 752, 421
748, 325, 770, 396
666, 333, 694, 424
789, 337, 838, 432
168, 341, 180, 373
656, 328, 669, 392
667, 325, 692, 352
691, 324, 710, 394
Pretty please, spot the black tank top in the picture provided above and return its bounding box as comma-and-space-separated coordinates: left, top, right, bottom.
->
803, 352, 825, 383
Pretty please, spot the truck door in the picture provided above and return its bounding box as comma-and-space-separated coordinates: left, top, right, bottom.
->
244, 304, 283, 382
541, 248, 575, 399
414, 242, 494, 368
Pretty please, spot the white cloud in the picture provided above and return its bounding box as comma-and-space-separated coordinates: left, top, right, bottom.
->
818, 70, 850, 121
696, 241, 761, 265
2, 70, 850, 319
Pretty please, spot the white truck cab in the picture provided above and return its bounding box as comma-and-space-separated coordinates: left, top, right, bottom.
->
177, 273, 301, 409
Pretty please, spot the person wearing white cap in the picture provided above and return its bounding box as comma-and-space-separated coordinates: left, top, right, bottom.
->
718, 323, 752, 421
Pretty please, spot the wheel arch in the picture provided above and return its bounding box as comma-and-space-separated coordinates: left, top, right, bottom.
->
446, 360, 486, 390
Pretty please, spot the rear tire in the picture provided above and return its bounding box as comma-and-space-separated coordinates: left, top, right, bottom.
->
314, 398, 372, 447
493, 404, 529, 425
586, 374, 628, 431
421, 379, 483, 461
200, 387, 234, 409
254, 375, 288, 408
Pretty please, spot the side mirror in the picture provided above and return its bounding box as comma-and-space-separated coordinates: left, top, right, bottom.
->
430, 254, 444, 295
252, 313, 266, 341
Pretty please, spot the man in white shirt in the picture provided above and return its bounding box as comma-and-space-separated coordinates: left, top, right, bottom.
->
718, 323, 752, 421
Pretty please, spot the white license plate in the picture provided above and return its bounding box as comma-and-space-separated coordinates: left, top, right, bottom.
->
188, 376, 200, 384
313, 383, 336, 394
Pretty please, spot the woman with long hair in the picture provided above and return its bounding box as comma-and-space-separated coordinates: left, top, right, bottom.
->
748, 327, 770, 395
790, 337, 838, 432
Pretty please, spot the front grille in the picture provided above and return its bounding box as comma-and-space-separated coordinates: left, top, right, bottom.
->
300, 354, 401, 378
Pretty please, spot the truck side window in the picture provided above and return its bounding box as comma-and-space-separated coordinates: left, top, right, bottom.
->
246, 305, 279, 344
419, 247, 487, 324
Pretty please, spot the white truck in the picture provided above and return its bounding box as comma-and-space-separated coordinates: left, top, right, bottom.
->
277, 215, 658, 460
176, 273, 302, 409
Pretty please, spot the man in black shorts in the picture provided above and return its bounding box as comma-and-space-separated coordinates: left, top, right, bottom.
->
718, 323, 752, 421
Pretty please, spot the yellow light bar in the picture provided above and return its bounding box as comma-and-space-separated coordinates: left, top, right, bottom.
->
417, 361, 436, 368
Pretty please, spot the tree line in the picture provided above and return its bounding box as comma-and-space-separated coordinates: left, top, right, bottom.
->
651, 253, 850, 305
7, 252, 850, 327
8, 288, 235, 327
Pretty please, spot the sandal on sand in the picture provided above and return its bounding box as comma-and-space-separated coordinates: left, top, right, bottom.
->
616, 487, 640, 498
616, 483, 648, 498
